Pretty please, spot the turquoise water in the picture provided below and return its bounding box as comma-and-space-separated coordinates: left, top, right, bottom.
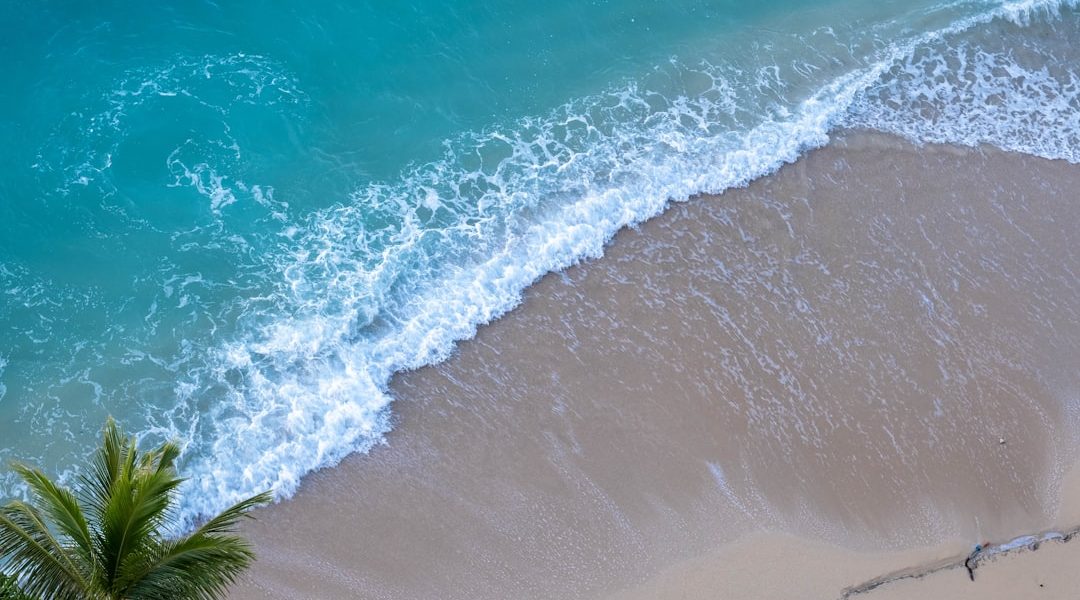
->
2, 0, 1079, 522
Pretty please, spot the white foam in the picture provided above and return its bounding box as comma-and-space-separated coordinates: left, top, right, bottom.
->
0, 356, 7, 403
167, 161, 238, 215
34, 53, 305, 211
168, 0, 1080, 524
847, 4, 1080, 160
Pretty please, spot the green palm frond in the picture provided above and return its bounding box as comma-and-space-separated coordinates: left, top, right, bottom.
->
125, 532, 256, 600
0, 418, 271, 600
186, 492, 273, 539
0, 573, 34, 600
118, 491, 272, 599
97, 457, 182, 592
0, 501, 89, 600
11, 465, 94, 569
80, 418, 127, 522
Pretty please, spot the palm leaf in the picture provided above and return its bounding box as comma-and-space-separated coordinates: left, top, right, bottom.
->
80, 417, 127, 522
124, 534, 256, 600
0, 502, 89, 600
11, 464, 95, 570
0, 572, 35, 600
97, 452, 183, 594
117, 491, 271, 598
1, 418, 270, 600
185, 492, 272, 538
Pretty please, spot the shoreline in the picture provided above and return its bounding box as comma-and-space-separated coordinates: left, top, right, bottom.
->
232, 131, 1080, 599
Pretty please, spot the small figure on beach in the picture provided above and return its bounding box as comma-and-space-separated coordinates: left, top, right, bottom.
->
964, 544, 983, 581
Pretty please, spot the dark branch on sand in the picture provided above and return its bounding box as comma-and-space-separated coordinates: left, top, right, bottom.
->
839, 525, 1080, 599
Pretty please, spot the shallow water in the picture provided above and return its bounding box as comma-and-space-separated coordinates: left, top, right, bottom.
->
2, 0, 1080, 522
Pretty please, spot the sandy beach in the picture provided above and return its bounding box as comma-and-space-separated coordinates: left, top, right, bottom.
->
231, 132, 1080, 599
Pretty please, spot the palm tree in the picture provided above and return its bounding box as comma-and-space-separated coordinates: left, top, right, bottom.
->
0, 418, 271, 600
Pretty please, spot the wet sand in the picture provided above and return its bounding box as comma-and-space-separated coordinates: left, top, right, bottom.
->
232, 132, 1080, 599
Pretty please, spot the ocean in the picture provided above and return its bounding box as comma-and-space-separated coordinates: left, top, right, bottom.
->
2, 0, 1079, 525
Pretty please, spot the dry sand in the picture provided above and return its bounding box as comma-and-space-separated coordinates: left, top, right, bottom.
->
616, 462, 1080, 599
862, 539, 1080, 600
232, 133, 1080, 599
608, 529, 1080, 600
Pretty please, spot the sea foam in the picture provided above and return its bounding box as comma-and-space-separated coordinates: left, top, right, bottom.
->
848, 3, 1080, 161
